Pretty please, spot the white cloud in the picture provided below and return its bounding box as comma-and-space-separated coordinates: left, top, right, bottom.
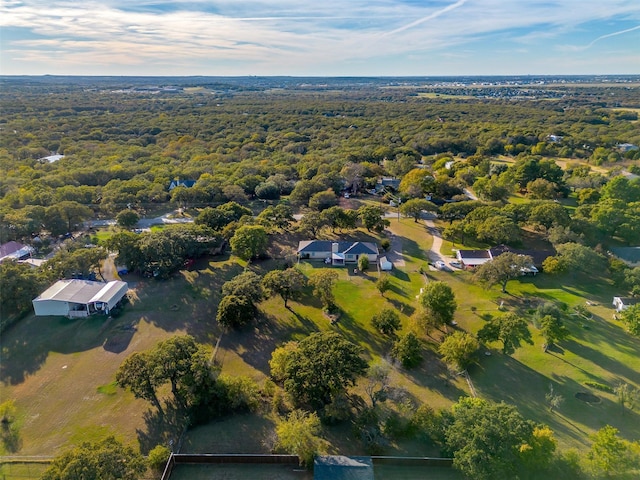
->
1, 1, 640, 74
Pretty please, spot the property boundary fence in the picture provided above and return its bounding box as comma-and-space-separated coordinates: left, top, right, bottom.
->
160, 454, 300, 480
160, 453, 454, 480
371, 455, 453, 467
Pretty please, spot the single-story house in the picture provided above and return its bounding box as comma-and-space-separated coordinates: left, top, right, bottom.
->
610, 247, 640, 267
298, 240, 379, 266
379, 256, 393, 271
0, 241, 35, 263
489, 244, 554, 269
457, 245, 545, 274
168, 179, 196, 191
456, 249, 493, 267
613, 296, 640, 312
617, 143, 638, 153
33, 279, 128, 318
375, 177, 401, 193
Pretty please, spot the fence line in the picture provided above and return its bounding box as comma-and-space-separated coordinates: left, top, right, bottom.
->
160, 454, 300, 480
461, 370, 477, 397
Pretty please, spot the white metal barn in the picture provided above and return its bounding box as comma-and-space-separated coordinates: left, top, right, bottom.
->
32, 279, 128, 318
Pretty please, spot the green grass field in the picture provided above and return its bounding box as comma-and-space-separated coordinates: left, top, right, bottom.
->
0, 462, 49, 480
2, 218, 639, 462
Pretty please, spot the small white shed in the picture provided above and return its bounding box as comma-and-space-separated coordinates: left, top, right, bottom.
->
613, 296, 640, 312
379, 256, 393, 271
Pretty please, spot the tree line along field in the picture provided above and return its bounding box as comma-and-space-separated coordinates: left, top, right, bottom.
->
1, 77, 639, 479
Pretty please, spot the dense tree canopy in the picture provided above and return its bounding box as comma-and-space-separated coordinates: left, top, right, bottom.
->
42, 436, 146, 480
620, 304, 640, 336
0, 260, 47, 326
230, 225, 269, 261
474, 252, 534, 293
308, 270, 339, 310
262, 267, 307, 308
439, 331, 479, 371
116, 335, 216, 413
269, 331, 368, 410
478, 312, 533, 355
445, 398, 554, 480
371, 308, 401, 336
419, 281, 457, 329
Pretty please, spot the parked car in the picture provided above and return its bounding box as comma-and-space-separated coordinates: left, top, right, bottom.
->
449, 260, 462, 269
435, 261, 446, 270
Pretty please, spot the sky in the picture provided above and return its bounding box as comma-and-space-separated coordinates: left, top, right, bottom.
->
1, 0, 639, 76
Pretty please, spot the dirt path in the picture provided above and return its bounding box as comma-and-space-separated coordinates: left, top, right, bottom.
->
101, 253, 119, 281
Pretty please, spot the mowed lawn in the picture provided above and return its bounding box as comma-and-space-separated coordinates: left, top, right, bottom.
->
0, 256, 241, 455
423, 264, 640, 450
2, 218, 639, 459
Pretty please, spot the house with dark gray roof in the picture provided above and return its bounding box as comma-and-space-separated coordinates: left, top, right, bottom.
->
297, 240, 378, 266
610, 247, 640, 267
456, 249, 493, 267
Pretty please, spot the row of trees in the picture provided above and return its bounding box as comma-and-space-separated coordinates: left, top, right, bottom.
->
39, 400, 640, 479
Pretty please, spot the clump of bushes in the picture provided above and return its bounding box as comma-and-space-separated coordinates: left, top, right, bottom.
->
585, 382, 614, 393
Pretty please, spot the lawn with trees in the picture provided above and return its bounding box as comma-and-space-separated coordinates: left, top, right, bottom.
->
1, 77, 639, 479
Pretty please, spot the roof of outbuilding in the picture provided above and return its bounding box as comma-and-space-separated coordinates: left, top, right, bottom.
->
611, 247, 640, 264
614, 297, 640, 305
34, 280, 128, 305
0, 241, 26, 258
314, 456, 374, 480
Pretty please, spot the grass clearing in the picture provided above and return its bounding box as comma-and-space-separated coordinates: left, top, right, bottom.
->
3, 217, 640, 459
0, 462, 49, 480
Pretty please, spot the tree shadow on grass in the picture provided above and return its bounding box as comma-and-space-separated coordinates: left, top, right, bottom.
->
386, 297, 415, 318
0, 315, 115, 385
391, 269, 411, 283
137, 261, 242, 344
332, 310, 388, 360
387, 282, 409, 298
223, 308, 319, 376
102, 324, 136, 353
136, 402, 187, 454
562, 338, 640, 386
399, 347, 467, 402
549, 373, 640, 443
1, 424, 22, 453
472, 351, 640, 449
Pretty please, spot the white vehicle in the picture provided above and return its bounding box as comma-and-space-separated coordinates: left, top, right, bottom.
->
434, 261, 446, 270
449, 260, 462, 269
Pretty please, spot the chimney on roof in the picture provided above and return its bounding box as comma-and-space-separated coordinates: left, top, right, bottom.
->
332, 242, 339, 253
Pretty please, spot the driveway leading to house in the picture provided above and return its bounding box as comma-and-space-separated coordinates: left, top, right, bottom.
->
425, 218, 446, 264
384, 232, 406, 267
